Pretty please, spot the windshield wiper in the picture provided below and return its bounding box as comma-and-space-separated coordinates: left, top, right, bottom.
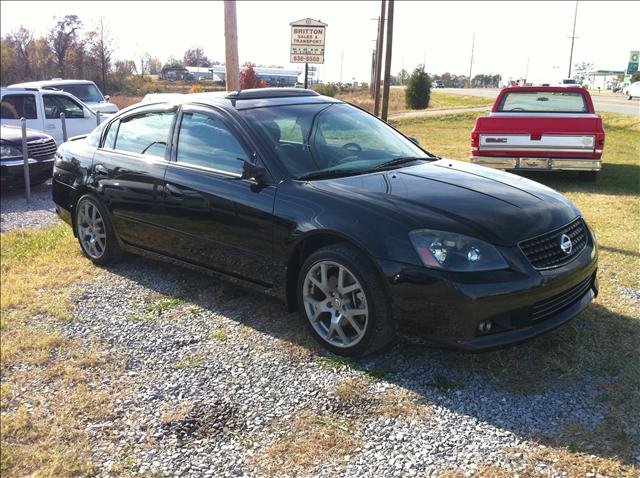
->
297, 169, 365, 181
371, 156, 430, 171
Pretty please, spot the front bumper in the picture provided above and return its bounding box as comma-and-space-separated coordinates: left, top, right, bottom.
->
379, 236, 598, 351
471, 156, 602, 171
1, 157, 55, 186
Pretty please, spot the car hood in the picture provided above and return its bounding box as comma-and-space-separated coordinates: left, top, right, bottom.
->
87, 102, 119, 113
1, 124, 53, 145
309, 159, 580, 246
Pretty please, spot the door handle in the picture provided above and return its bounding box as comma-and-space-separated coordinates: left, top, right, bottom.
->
165, 183, 184, 197
45, 124, 56, 130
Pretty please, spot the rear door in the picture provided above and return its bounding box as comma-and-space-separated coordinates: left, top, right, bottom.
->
160, 104, 277, 286
91, 106, 175, 251
0, 92, 43, 133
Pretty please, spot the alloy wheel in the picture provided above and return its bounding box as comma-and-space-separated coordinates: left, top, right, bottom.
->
77, 200, 107, 259
302, 260, 369, 348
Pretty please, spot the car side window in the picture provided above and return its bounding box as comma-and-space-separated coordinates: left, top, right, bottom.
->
43, 94, 84, 119
1, 94, 37, 119
103, 119, 120, 149
114, 112, 174, 158
176, 111, 247, 175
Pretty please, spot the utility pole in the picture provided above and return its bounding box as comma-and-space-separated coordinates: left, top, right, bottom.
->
468, 32, 475, 88
381, 0, 394, 121
525, 57, 529, 82
224, 0, 240, 92
304, 63, 309, 88
339, 50, 344, 84
568, 0, 579, 78
370, 48, 376, 96
373, 0, 386, 117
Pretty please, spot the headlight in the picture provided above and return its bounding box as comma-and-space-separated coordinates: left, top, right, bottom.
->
0, 144, 23, 158
409, 229, 508, 272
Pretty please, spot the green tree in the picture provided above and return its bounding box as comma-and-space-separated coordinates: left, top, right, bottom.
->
631, 72, 640, 83
405, 65, 431, 109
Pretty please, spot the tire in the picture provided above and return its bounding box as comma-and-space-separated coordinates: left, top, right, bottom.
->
579, 171, 598, 182
297, 243, 395, 356
628, 94, 633, 100
74, 194, 123, 265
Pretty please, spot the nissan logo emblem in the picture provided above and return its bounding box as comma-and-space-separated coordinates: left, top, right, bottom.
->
560, 234, 573, 255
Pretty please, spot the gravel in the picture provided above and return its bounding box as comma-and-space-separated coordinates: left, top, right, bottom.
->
3, 193, 632, 476
0, 181, 61, 232
60, 259, 612, 477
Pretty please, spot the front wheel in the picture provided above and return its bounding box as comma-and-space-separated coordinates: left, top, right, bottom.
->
75, 194, 122, 265
297, 243, 395, 356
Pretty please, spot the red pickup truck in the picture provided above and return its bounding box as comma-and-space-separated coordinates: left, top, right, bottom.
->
470, 87, 604, 181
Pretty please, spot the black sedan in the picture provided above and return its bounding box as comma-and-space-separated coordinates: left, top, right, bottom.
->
51, 89, 598, 356
1, 125, 58, 187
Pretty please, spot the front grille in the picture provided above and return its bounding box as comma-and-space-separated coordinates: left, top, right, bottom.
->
531, 274, 593, 322
519, 218, 588, 269
27, 139, 57, 161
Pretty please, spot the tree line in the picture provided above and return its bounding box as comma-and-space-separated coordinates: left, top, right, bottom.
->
396, 70, 501, 88
0, 15, 231, 94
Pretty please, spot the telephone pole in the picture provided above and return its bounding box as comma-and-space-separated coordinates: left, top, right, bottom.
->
224, 0, 240, 92
381, 0, 394, 121
468, 32, 475, 88
339, 50, 344, 83
373, 0, 386, 117
568, 0, 579, 78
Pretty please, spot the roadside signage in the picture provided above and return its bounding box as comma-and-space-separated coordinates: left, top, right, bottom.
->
290, 18, 327, 64
627, 50, 639, 74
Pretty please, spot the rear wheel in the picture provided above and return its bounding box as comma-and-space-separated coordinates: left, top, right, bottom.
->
297, 243, 395, 356
579, 171, 598, 182
75, 194, 122, 265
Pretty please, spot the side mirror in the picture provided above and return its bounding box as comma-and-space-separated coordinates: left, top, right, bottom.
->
239, 159, 270, 184
104, 95, 110, 102
408, 136, 420, 145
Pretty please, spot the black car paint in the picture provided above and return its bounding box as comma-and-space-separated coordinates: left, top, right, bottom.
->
1, 125, 55, 186
52, 92, 598, 350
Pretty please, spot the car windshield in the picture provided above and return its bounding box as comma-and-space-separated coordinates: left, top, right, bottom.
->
240, 103, 431, 179
57, 83, 104, 103
498, 91, 588, 113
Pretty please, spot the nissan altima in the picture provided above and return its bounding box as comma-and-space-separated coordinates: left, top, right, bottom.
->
52, 88, 598, 356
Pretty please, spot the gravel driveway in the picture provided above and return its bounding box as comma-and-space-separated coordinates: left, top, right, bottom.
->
1, 181, 60, 232
3, 190, 636, 477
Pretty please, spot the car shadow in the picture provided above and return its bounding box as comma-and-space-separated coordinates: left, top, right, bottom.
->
513, 162, 640, 197
103, 256, 639, 466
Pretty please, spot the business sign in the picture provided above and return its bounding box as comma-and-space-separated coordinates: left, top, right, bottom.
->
290, 18, 327, 64
627, 50, 639, 74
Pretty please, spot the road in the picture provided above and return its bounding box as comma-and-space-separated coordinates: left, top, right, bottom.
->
440, 88, 640, 116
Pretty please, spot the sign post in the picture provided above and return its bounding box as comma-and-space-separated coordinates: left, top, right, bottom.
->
290, 18, 327, 88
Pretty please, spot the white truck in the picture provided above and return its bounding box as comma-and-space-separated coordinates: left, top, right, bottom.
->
0, 87, 107, 145
9, 79, 118, 113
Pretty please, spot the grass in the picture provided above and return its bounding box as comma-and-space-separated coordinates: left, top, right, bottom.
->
144, 297, 185, 313
0, 224, 123, 477
336, 88, 493, 115
393, 111, 640, 474
252, 412, 360, 476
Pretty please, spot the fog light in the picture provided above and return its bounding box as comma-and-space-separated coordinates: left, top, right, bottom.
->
478, 320, 493, 334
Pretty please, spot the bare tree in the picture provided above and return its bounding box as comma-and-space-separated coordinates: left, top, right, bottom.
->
49, 15, 82, 77
183, 46, 210, 67
9, 26, 33, 79
87, 18, 113, 92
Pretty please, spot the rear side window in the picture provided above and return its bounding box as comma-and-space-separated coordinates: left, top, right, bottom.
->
43, 94, 84, 119
176, 111, 247, 175
115, 112, 174, 158
103, 119, 119, 149
1, 94, 37, 119
498, 91, 588, 113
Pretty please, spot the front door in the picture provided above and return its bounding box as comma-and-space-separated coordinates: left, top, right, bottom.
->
161, 105, 277, 286
0, 93, 43, 133
42, 93, 94, 144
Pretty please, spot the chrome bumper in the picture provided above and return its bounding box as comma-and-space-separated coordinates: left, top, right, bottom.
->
471, 156, 602, 171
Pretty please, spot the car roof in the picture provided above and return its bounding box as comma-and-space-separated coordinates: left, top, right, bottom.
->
9, 79, 97, 88
499, 86, 588, 94
131, 88, 341, 113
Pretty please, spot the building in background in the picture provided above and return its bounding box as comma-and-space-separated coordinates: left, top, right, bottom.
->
209, 65, 300, 87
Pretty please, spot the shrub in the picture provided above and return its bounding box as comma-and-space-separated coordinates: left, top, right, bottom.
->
631, 72, 640, 83
240, 63, 267, 90
313, 83, 338, 97
189, 84, 204, 93
405, 65, 431, 110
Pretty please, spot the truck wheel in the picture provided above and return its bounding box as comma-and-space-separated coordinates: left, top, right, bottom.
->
579, 171, 598, 182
